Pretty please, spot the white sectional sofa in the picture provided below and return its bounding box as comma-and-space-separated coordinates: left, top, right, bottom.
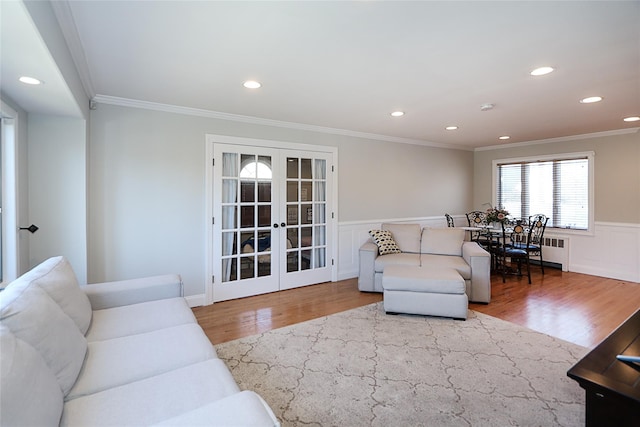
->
0, 256, 279, 426
359, 223, 492, 304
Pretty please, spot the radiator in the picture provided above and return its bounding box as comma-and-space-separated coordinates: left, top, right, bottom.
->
539, 235, 569, 271
510, 234, 569, 271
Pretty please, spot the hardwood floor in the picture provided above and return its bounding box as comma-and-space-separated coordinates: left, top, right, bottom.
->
193, 267, 640, 349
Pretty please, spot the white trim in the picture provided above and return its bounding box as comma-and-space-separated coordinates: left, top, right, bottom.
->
205, 134, 336, 154
338, 215, 447, 227
493, 151, 595, 165
492, 151, 595, 235
594, 221, 640, 229
476, 128, 639, 151
94, 95, 473, 151
91, 95, 638, 153
184, 293, 206, 308
0, 101, 19, 284
204, 141, 214, 305
50, 0, 95, 98
330, 151, 339, 283
204, 134, 339, 304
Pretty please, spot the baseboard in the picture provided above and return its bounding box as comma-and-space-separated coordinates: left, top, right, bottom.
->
185, 293, 206, 308
529, 260, 563, 270
569, 264, 640, 283
338, 269, 358, 281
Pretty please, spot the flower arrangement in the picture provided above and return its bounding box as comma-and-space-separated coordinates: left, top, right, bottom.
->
485, 206, 510, 224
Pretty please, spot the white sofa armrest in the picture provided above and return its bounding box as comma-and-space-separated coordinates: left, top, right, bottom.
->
358, 240, 379, 292
462, 242, 491, 303
82, 274, 183, 310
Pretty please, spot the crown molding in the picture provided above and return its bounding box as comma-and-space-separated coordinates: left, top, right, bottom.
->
476, 128, 639, 151
51, 0, 95, 98
91, 94, 475, 151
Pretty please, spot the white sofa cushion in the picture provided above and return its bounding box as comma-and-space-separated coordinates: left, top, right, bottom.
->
0, 325, 64, 427
382, 266, 465, 294
61, 359, 241, 426
67, 323, 216, 399
374, 253, 421, 272
421, 227, 465, 256
155, 391, 280, 427
85, 297, 196, 342
31, 256, 92, 334
382, 223, 421, 253
0, 283, 87, 395
420, 254, 472, 280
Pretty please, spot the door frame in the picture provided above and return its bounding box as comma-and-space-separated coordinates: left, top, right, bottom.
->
1, 101, 19, 285
205, 134, 338, 305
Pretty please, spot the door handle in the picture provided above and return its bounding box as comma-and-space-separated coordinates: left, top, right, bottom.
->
19, 224, 39, 233
281, 222, 286, 227
273, 223, 279, 228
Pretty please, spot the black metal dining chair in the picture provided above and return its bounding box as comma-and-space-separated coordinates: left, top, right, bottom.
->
526, 214, 549, 273
466, 211, 495, 250
493, 220, 531, 284
445, 213, 455, 228
507, 214, 549, 274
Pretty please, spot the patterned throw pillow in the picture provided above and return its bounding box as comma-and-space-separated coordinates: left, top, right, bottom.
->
369, 230, 402, 255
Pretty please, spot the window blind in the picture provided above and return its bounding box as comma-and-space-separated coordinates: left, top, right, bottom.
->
496, 157, 589, 230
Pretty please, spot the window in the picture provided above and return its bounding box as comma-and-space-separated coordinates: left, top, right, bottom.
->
493, 152, 594, 231
240, 159, 272, 179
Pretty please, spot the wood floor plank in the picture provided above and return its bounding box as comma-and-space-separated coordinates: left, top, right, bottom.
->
193, 267, 640, 349
193, 279, 382, 345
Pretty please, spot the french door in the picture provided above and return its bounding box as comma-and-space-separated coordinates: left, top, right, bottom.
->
211, 142, 334, 302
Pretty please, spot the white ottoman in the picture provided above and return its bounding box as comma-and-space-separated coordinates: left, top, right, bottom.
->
382, 265, 468, 320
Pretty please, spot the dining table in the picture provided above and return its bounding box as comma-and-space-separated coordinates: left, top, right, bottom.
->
456, 225, 503, 241
457, 224, 518, 274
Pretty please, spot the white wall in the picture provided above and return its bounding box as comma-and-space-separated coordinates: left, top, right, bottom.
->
88, 103, 473, 298
28, 114, 87, 282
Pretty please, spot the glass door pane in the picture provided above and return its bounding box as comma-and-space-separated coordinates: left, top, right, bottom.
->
281, 152, 331, 289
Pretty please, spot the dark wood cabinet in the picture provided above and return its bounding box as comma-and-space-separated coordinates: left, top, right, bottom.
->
567, 309, 640, 426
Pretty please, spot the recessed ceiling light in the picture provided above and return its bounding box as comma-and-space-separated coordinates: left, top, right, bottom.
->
579, 96, 603, 104
445, 126, 458, 131
19, 76, 42, 85
390, 111, 405, 117
243, 80, 261, 89
623, 116, 640, 122
499, 136, 510, 140
530, 66, 555, 76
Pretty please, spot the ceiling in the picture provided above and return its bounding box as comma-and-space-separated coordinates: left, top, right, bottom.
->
2, 1, 639, 149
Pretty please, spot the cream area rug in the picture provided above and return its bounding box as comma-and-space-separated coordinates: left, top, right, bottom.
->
216, 303, 587, 427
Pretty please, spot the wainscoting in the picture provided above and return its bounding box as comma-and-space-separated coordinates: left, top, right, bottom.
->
568, 222, 640, 282
187, 217, 638, 307
337, 216, 640, 283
